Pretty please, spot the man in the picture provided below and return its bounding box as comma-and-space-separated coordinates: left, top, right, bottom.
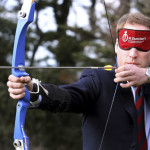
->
7, 13, 150, 150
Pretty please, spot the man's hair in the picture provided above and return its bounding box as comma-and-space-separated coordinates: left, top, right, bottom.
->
116, 13, 150, 34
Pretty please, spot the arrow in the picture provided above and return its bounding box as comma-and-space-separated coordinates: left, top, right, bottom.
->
0, 65, 116, 70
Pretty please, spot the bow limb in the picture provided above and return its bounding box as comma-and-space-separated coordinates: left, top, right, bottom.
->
12, 0, 35, 150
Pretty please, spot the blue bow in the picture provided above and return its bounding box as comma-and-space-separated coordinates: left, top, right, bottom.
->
12, 0, 35, 149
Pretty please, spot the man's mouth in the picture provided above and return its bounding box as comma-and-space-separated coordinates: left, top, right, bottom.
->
127, 62, 139, 66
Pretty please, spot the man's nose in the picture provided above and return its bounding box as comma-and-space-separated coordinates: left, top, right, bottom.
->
129, 48, 138, 58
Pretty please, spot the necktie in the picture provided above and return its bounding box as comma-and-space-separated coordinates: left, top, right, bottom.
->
135, 86, 148, 150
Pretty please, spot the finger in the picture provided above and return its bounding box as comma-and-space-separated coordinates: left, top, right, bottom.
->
8, 87, 26, 95
7, 81, 25, 89
114, 76, 135, 83
8, 75, 31, 84
8, 75, 21, 82
115, 66, 127, 73
9, 93, 26, 100
115, 65, 133, 73
115, 70, 131, 78
20, 76, 31, 84
115, 70, 135, 78
120, 82, 134, 88
20, 76, 33, 92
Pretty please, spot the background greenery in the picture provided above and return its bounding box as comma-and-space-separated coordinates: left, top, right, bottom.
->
0, 0, 150, 149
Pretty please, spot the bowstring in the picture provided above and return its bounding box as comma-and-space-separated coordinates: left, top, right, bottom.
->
102, 0, 115, 50
98, 0, 119, 150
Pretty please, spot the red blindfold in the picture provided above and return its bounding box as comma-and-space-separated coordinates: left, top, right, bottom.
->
118, 28, 150, 52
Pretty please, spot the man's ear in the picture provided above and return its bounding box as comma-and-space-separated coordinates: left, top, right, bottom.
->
115, 38, 119, 54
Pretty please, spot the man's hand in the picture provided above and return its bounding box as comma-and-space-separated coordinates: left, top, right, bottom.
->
114, 64, 148, 88
7, 75, 33, 100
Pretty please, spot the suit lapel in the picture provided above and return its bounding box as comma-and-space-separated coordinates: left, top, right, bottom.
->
117, 84, 137, 124
116, 84, 138, 144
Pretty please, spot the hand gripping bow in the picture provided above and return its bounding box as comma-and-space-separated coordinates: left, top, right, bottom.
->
12, 0, 35, 149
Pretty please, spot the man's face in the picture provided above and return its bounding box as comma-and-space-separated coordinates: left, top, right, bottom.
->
115, 23, 150, 68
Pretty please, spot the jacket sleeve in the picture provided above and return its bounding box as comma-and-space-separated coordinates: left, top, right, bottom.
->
38, 69, 101, 113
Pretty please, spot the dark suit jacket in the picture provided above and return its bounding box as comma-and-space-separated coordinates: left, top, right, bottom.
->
38, 68, 150, 150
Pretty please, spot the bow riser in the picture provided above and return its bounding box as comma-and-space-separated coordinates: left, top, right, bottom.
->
12, 1, 35, 150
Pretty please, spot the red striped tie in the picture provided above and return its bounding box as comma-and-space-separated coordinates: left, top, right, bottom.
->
135, 86, 148, 150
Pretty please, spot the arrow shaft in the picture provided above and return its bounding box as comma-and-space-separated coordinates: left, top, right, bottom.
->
0, 66, 116, 69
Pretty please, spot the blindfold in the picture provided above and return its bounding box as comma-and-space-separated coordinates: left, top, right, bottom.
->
118, 28, 150, 52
